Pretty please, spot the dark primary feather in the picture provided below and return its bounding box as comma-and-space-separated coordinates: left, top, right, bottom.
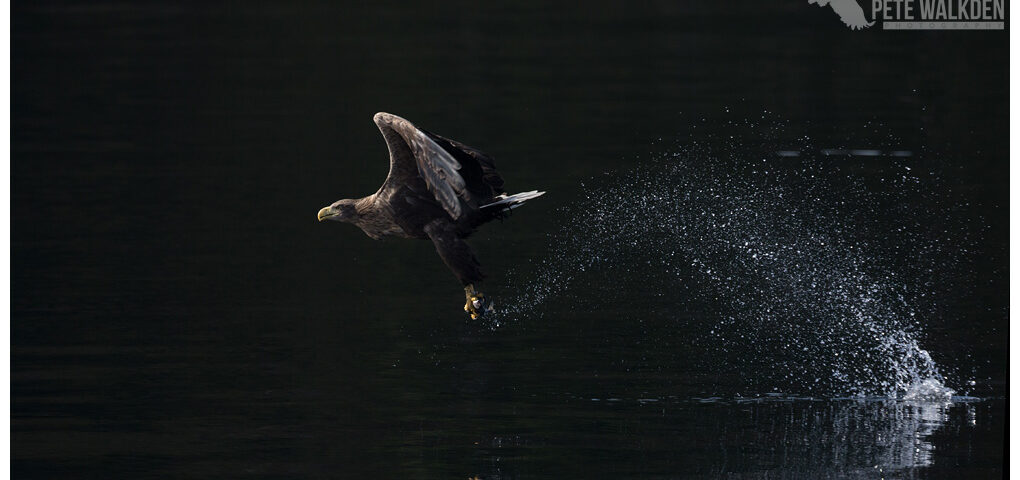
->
426, 133, 506, 197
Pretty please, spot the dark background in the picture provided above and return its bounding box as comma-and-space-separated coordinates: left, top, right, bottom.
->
13, 1, 1007, 478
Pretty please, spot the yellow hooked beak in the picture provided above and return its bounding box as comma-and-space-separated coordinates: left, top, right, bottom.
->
317, 206, 334, 222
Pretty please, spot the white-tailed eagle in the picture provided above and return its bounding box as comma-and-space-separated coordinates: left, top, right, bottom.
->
318, 112, 544, 318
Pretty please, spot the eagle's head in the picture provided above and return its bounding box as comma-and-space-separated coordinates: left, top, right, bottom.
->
317, 199, 358, 222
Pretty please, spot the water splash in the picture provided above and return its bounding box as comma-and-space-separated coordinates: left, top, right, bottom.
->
498, 146, 973, 398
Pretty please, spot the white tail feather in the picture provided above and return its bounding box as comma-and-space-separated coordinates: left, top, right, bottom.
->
481, 190, 545, 210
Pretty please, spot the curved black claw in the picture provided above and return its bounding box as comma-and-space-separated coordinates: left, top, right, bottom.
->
464, 284, 495, 319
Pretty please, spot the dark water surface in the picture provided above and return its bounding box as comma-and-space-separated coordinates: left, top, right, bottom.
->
13, 2, 1007, 478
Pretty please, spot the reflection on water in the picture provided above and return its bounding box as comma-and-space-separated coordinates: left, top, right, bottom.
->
726, 397, 958, 476
456, 396, 992, 480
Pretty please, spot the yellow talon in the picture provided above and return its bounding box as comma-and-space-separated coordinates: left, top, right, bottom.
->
463, 284, 493, 319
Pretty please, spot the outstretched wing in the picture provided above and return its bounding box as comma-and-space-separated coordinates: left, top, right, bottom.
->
373, 112, 467, 219
428, 133, 506, 196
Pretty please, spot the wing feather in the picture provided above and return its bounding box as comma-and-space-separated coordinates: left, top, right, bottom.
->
374, 112, 467, 219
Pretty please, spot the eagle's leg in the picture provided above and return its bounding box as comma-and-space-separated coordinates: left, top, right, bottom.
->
463, 284, 494, 320
424, 219, 494, 318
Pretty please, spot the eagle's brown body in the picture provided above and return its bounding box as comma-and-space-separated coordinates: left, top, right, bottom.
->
349, 196, 412, 240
